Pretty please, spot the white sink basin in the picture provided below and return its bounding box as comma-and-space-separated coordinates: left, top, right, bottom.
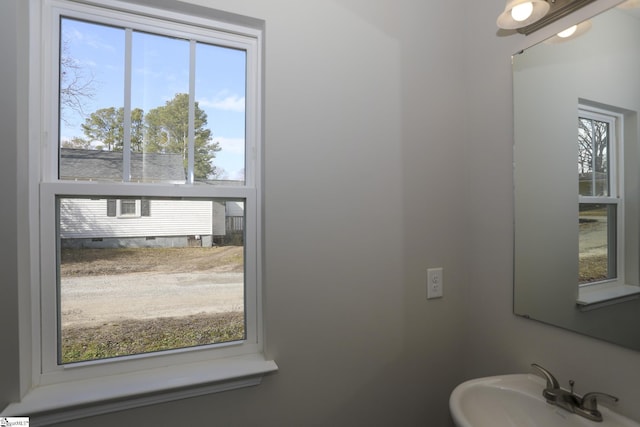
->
450, 374, 639, 427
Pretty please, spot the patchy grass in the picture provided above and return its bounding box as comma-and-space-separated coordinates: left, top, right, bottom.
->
579, 219, 604, 232
59, 246, 244, 364
579, 254, 608, 283
61, 311, 244, 364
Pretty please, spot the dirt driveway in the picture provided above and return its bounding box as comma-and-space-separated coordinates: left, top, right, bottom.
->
61, 271, 243, 328
579, 216, 607, 257
60, 246, 244, 328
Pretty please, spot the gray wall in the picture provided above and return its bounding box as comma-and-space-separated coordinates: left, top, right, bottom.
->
0, 0, 21, 409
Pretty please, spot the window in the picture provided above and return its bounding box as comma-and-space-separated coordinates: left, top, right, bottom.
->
119, 199, 138, 216
578, 107, 623, 286
105, 198, 150, 217
4, 0, 274, 420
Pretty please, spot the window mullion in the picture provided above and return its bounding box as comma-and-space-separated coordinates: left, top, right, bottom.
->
609, 120, 617, 198
589, 118, 596, 196
188, 40, 196, 184
123, 28, 133, 182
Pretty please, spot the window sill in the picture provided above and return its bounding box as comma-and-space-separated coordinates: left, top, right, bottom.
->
1, 354, 277, 426
577, 283, 640, 311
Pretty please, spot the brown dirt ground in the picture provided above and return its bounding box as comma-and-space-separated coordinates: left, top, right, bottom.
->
60, 245, 244, 276
59, 246, 244, 328
59, 246, 245, 362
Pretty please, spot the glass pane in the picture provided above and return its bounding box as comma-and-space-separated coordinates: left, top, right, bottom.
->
195, 42, 247, 184
59, 21, 248, 185
59, 18, 125, 180
120, 199, 137, 215
57, 196, 246, 364
131, 31, 190, 183
578, 117, 610, 197
579, 203, 616, 284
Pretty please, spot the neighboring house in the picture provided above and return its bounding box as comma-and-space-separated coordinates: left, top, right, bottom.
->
59, 148, 187, 183
58, 148, 243, 248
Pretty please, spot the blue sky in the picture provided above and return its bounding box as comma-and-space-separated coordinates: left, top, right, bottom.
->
61, 18, 246, 180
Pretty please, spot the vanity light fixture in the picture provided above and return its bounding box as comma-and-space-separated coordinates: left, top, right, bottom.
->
497, 0, 550, 29
557, 24, 578, 37
497, 0, 598, 35
544, 19, 592, 43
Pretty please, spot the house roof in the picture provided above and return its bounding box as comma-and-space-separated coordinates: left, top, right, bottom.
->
60, 148, 186, 183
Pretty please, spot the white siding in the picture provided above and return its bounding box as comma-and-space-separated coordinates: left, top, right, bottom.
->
59, 198, 212, 239
212, 201, 226, 236
226, 201, 244, 217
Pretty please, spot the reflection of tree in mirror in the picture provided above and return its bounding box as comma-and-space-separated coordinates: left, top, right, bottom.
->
578, 117, 609, 196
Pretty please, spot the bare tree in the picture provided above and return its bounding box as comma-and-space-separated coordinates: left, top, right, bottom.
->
60, 39, 95, 125
578, 117, 608, 174
61, 136, 91, 149
578, 117, 609, 196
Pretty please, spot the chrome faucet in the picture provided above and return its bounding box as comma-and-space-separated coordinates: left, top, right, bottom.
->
531, 363, 619, 422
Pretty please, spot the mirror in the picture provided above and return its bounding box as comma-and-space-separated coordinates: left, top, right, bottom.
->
513, 4, 640, 350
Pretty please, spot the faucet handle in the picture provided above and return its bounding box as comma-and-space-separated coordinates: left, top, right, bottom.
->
531, 363, 560, 389
575, 392, 619, 422
531, 364, 561, 402
581, 391, 619, 411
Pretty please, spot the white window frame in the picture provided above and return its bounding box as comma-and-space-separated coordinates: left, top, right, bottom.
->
118, 199, 140, 217
578, 107, 623, 287
1, 0, 275, 423
575, 105, 640, 308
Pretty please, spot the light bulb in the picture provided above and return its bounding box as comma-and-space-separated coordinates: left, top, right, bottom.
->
557, 25, 578, 38
511, 2, 534, 22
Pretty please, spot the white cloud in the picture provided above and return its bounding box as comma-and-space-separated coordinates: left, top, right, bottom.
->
134, 67, 163, 79
66, 27, 115, 52
66, 28, 84, 43
215, 137, 245, 154
198, 93, 245, 112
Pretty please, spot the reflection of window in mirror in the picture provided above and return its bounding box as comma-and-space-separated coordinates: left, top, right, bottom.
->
578, 107, 622, 286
